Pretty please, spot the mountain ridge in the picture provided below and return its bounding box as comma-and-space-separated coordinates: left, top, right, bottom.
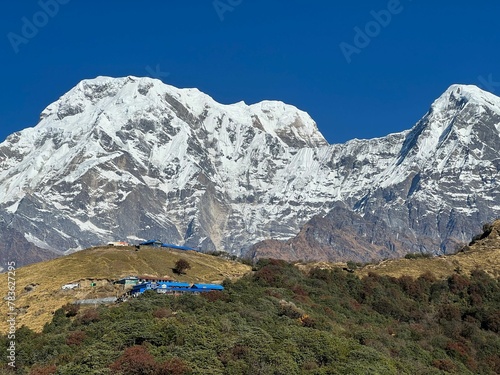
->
1, 77, 499, 265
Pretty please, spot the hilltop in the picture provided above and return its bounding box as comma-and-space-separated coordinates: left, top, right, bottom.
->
0, 246, 251, 332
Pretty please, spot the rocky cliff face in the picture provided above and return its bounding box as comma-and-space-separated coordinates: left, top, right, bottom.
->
0, 78, 499, 266
252, 86, 500, 261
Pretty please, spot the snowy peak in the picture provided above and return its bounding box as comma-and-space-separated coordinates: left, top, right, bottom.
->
425, 84, 500, 140
38, 76, 327, 149
0, 76, 329, 204
431, 84, 500, 114
395, 84, 500, 167
0, 79, 499, 266
0, 76, 334, 259
248, 101, 327, 148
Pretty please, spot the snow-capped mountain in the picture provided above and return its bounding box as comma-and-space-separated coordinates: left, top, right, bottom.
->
0, 77, 499, 265
251, 85, 500, 261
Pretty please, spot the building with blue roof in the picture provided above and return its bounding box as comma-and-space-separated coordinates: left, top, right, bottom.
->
126, 280, 224, 297
139, 240, 163, 247
157, 281, 191, 289
138, 239, 195, 251
191, 283, 225, 291
131, 282, 154, 295
161, 243, 195, 251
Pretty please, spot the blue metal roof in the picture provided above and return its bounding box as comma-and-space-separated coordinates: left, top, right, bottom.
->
139, 240, 162, 246
191, 284, 224, 290
157, 281, 190, 288
161, 243, 195, 251
157, 287, 200, 293
131, 282, 151, 291
138, 240, 195, 251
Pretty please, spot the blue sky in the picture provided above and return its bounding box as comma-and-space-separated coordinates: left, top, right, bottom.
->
1, 1, 499, 144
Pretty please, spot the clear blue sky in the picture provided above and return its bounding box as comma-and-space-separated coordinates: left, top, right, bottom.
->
1, 1, 499, 144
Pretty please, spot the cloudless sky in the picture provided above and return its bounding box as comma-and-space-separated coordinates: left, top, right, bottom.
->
1, 1, 499, 144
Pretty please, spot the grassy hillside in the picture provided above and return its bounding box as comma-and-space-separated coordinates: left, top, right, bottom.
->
0, 246, 251, 332
357, 220, 500, 279
356, 248, 500, 279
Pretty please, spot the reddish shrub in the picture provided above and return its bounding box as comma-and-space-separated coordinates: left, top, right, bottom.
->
78, 308, 100, 325
254, 266, 280, 285
264, 289, 283, 299
157, 358, 190, 375
448, 274, 470, 294
299, 314, 316, 328
446, 341, 469, 359
419, 271, 437, 283
349, 299, 362, 312
438, 304, 461, 321
66, 330, 86, 346
29, 365, 57, 375
152, 308, 172, 319
469, 291, 483, 306
432, 359, 456, 372
110, 346, 157, 375
62, 303, 80, 317
399, 275, 426, 300
267, 258, 287, 267
291, 284, 308, 297
231, 344, 250, 360
110, 346, 189, 375
484, 355, 500, 374
200, 291, 226, 303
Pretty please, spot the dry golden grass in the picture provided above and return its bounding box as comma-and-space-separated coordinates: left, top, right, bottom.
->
0, 246, 251, 332
295, 247, 500, 281
356, 247, 500, 279
357, 220, 500, 279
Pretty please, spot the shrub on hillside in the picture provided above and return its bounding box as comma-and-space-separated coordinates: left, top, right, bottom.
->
404, 252, 432, 260
65, 331, 86, 347
110, 346, 189, 375
173, 259, 191, 275
77, 308, 100, 325
109, 346, 158, 375
28, 364, 57, 375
